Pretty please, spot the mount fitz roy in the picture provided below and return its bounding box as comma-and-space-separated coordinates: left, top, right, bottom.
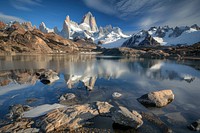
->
39, 12, 129, 45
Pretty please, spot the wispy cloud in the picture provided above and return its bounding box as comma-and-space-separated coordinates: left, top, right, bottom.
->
10, 0, 42, 11
83, 0, 115, 15
0, 12, 25, 22
83, 0, 200, 29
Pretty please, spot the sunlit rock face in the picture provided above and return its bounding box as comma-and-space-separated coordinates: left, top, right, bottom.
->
33, 102, 113, 132
0, 22, 83, 54
80, 12, 98, 32
137, 90, 174, 107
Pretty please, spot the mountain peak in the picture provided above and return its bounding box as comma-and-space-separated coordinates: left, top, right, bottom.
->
38, 12, 128, 45
65, 15, 70, 23
86, 12, 93, 16
40, 22, 46, 27
81, 12, 98, 32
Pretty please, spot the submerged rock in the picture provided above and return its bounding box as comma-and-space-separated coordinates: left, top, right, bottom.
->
141, 112, 172, 133
112, 92, 122, 98
25, 98, 38, 104
96, 101, 114, 115
137, 89, 174, 107
37, 69, 59, 84
188, 119, 200, 131
59, 93, 76, 101
8, 104, 31, 120
112, 106, 143, 129
59, 93, 77, 105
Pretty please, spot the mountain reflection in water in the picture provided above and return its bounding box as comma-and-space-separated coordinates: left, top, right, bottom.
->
0, 54, 200, 133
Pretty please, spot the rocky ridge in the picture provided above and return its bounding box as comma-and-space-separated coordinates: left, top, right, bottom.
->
0, 21, 98, 54
122, 25, 200, 47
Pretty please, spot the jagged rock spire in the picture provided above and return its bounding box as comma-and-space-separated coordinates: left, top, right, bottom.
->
81, 12, 98, 32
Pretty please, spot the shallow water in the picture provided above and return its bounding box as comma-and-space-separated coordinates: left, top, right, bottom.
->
0, 54, 200, 132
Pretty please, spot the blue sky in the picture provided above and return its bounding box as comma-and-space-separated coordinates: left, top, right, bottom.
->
0, 0, 200, 33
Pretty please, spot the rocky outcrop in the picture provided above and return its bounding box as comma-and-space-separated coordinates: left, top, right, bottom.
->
21, 22, 35, 31
61, 21, 70, 39
36, 102, 113, 132
112, 106, 143, 129
137, 90, 174, 107
0, 22, 91, 54
102, 47, 146, 57
140, 50, 170, 59
139, 35, 160, 46
122, 30, 160, 47
0, 119, 39, 133
39, 22, 53, 33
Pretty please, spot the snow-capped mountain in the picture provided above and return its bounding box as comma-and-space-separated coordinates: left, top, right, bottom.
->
122, 25, 200, 47
39, 12, 129, 45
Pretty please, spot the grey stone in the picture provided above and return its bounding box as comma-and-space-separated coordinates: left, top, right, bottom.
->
112, 106, 143, 129
112, 92, 122, 98
59, 93, 76, 101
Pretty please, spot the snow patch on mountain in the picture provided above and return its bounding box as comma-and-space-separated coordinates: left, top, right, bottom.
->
101, 38, 129, 48
122, 25, 200, 47
39, 12, 129, 45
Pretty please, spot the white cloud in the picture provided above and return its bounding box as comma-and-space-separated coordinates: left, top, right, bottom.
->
83, 0, 115, 15
10, 0, 42, 11
0, 12, 26, 23
83, 0, 200, 29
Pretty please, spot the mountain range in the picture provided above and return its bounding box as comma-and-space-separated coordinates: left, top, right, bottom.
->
122, 25, 200, 47
39, 12, 129, 45
0, 11, 200, 58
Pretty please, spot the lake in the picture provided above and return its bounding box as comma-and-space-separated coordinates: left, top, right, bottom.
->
0, 54, 200, 132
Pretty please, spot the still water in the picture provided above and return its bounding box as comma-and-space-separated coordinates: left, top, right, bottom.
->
0, 54, 200, 132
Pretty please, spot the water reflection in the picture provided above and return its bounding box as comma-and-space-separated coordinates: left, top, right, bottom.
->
0, 55, 200, 97
0, 55, 200, 132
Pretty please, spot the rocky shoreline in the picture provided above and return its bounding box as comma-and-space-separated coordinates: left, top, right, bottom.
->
0, 69, 199, 132
101, 42, 200, 60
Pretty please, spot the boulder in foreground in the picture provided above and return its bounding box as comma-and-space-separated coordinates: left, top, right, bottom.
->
36, 102, 113, 132
137, 89, 174, 107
